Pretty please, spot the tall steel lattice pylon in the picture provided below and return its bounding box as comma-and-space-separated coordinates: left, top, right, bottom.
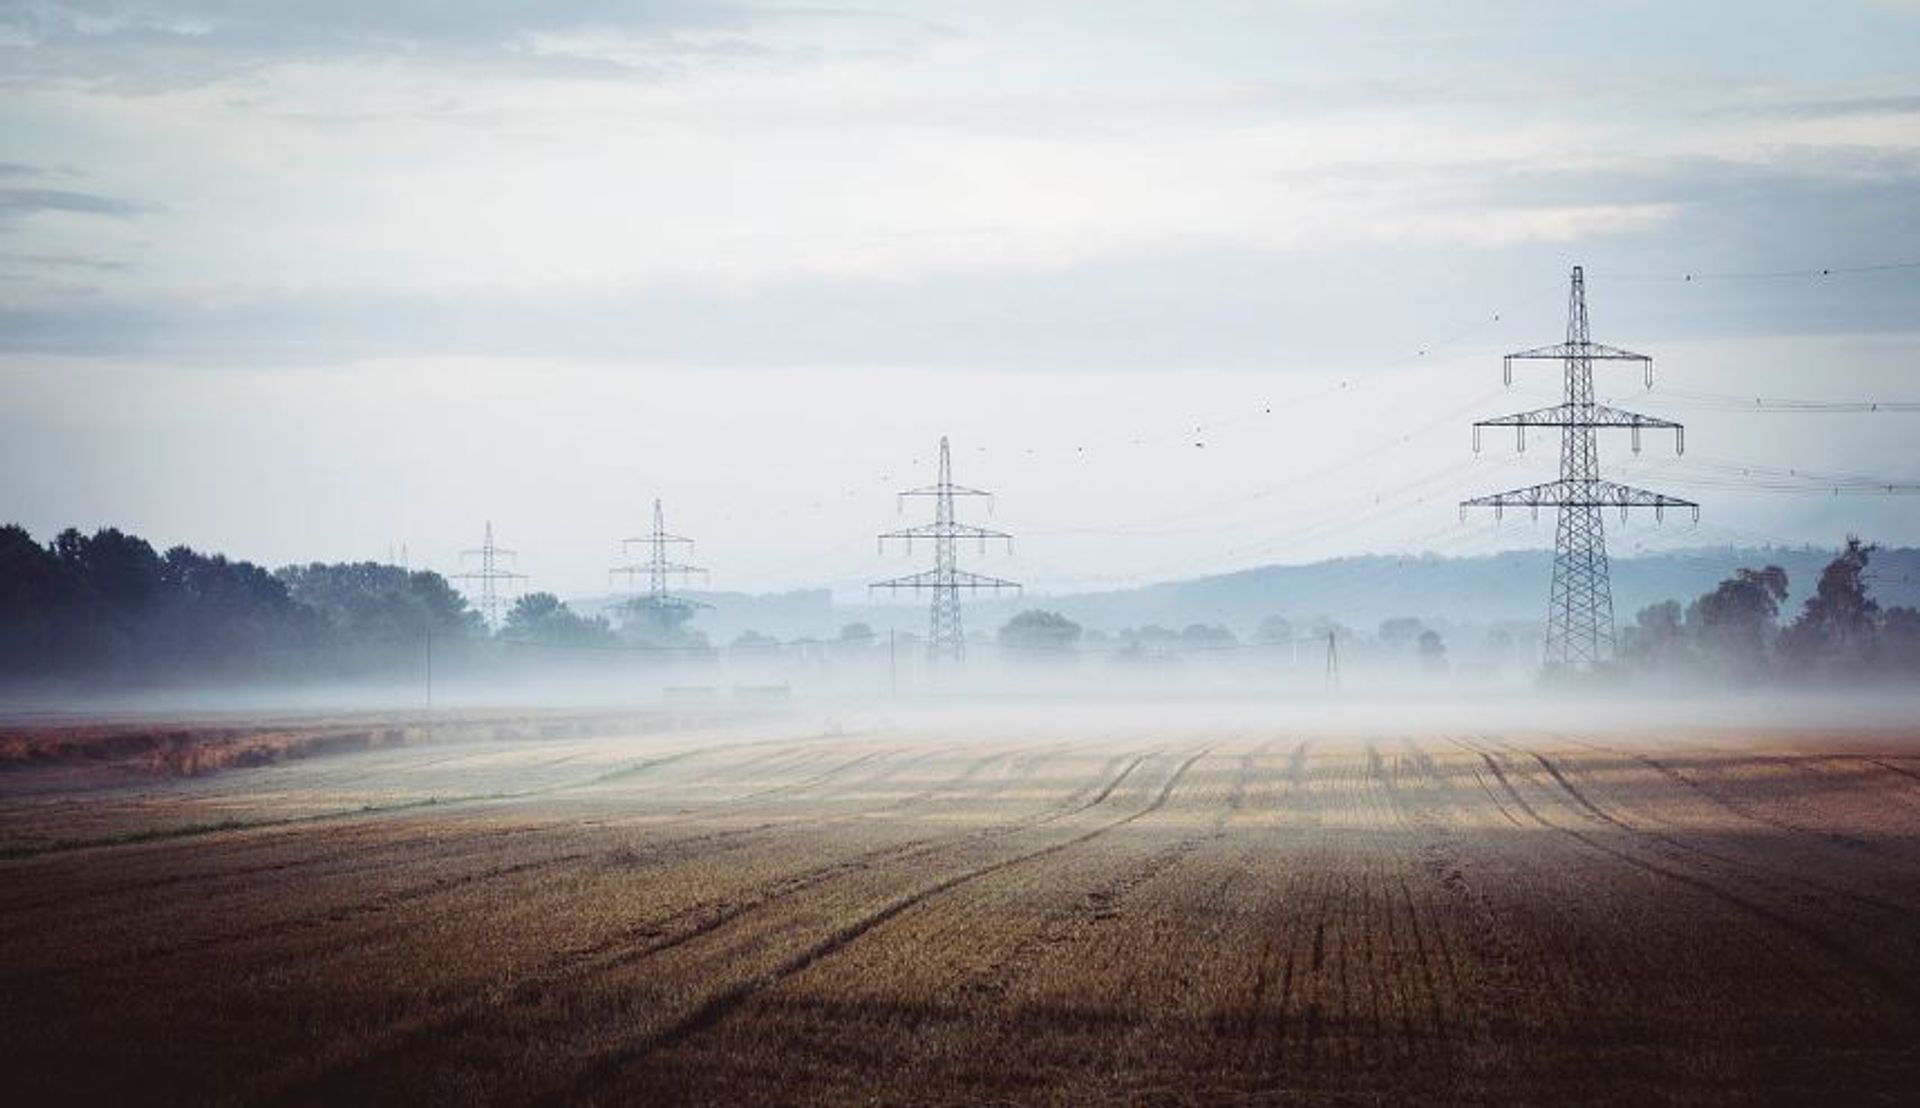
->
611, 498, 710, 625
872, 436, 1020, 666
452, 520, 528, 629
1462, 266, 1698, 672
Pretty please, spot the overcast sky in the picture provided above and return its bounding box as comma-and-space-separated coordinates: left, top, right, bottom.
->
2, 1, 1917, 604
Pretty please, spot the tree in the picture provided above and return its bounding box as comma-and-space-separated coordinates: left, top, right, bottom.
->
1115, 625, 1179, 668
1254, 615, 1293, 646
1882, 607, 1920, 677
1620, 600, 1691, 674
154, 545, 319, 678
1417, 629, 1448, 676
1378, 617, 1425, 652
1686, 565, 1788, 680
500, 592, 617, 649
1779, 538, 1879, 679
0, 524, 86, 672
0, 524, 330, 684
616, 596, 707, 648
1180, 623, 1237, 653
55, 527, 165, 615
279, 563, 477, 641
999, 610, 1082, 657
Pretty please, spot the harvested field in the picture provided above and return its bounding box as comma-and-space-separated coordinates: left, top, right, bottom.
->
3, 716, 1919, 1105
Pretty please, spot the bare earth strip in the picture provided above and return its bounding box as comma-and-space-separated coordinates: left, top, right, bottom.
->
1, 720, 1917, 1106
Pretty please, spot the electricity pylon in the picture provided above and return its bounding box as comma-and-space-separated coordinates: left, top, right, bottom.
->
611, 498, 710, 631
872, 436, 1019, 666
1462, 266, 1696, 672
451, 521, 528, 629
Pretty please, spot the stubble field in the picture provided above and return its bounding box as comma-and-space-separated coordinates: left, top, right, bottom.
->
3, 710, 1918, 1105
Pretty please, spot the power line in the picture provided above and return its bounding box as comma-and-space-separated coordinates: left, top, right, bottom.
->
1590, 259, 1920, 283
1623, 386, 1920, 413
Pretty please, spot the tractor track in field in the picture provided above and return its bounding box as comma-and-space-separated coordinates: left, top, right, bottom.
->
1459, 739, 1920, 1015
967, 740, 1266, 1016
537, 747, 1215, 1106
1365, 742, 1461, 1060
270, 746, 1165, 1103
3, 743, 993, 982
0, 727, 876, 862
1519, 738, 1920, 916
15, 731, 1920, 1108
1562, 739, 1919, 867
1858, 756, 1920, 785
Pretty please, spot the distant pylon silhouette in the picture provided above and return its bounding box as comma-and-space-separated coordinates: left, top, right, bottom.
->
1462, 266, 1696, 672
611, 498, 709, 624
871, 436, 1019, 667
451, 521, 528, 628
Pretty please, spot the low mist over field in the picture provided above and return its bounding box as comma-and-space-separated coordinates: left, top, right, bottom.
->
5, 2, 1920, 1105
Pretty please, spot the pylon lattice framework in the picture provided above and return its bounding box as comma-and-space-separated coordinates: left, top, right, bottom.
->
452, 521, 528, 629
1461, 266, 1698, 672
872, 436, 1020, 665
611, 498, 709, 622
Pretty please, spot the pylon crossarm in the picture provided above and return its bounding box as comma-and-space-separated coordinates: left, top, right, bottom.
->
947, 569, 1020, 591
870, 568, 1020, 592
1504, 341, 1651, 362
651, 560, 707, 577
1460, 478, 1699, 521
1473, 403, 1684, 454
879, 522, 1012, 547
451, 569, 528, 582
1504, 342, 1653, 387
897, 483, 991, 499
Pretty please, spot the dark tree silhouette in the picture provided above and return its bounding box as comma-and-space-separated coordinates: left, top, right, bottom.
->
1883, 606, 1920, 677
1685, 565, 1788, 680
1180, 623, 1237, 651
1779, 537, 1879, 678
999, 609, 1083, 656
1620, 600, 1692, 673
500, 592, 618, 650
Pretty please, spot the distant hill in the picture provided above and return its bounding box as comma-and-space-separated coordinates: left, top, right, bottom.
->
580, 546, 1920, 642
990, 546, 1920, 636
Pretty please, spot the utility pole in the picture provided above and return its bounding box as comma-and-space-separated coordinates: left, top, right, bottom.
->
451, 521, 528, 629
1461, 266, 1696, 672
871, 436, 1020, 668
611, 498, 710, 636
1323, 630, 1340, 692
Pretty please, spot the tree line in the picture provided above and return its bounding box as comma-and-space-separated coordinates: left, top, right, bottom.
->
4, 523, 1917, 689
1620, 537, 1920, 683
0, 524, 645, 689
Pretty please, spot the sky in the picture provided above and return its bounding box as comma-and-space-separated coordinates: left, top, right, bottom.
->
1, 1, 1918, 605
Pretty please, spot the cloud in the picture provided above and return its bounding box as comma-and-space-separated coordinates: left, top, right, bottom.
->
0, 184, 144, 224
1730, 94, 1920, 120
0, 249, 127, 270
0, 2, 953, 91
